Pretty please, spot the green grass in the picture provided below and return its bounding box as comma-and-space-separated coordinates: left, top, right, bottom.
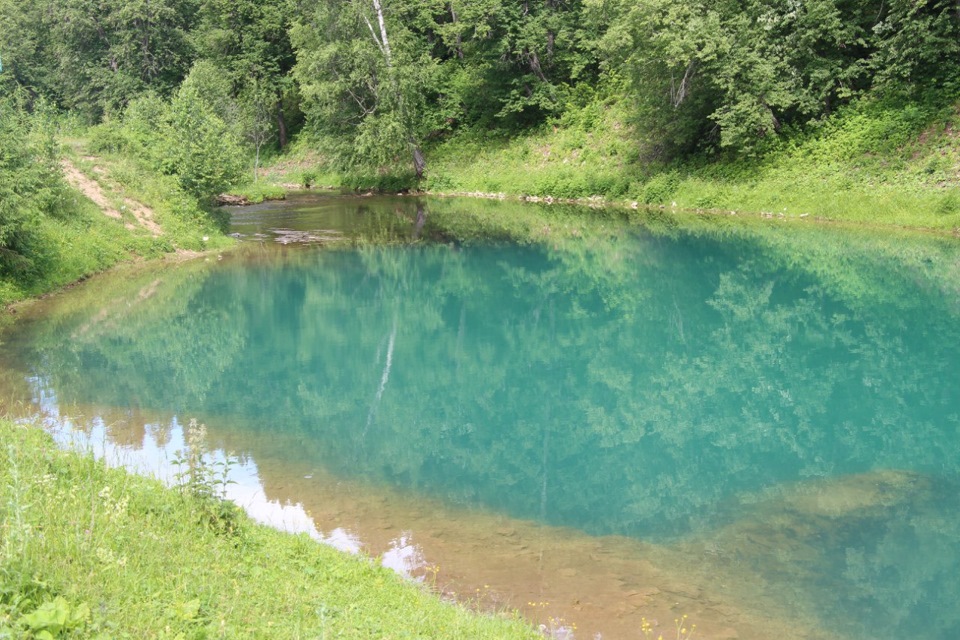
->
226, 182, 287, 204
0, 135, 235, 308
0, 196, 157, 307
188, 90, 960, 233
419, 94, 960, 231
424, 98, 638, 200
231, 140, 341, 193
0, 421, 539, 639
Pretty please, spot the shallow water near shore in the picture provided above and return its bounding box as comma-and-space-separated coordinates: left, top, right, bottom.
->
3, 193, 960, 639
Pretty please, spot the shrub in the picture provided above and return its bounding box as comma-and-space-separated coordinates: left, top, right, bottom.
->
0, 95, 70, 281
642, 172, 681, 204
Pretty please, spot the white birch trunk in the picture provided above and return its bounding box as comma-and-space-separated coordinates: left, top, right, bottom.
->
372, 0, 392, 66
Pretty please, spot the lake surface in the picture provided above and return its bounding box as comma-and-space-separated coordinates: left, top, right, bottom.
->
3, 193, 960, 639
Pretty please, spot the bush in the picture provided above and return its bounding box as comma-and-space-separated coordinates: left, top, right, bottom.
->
163, 77, 246, 202
341, 171, 418, 193
0, 95, 70, 281
87, 120, 134, 154
642, 172, 681, 204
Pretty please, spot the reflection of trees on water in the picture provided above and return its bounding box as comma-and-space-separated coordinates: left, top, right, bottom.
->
6, 202, 960, 640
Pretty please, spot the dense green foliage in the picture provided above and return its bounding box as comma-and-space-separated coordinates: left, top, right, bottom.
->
0, 95, 68, 282
87, 63, 247, 203
0, 0, 197, 120
0, 421, 539, 639
598, 0, 960, 155
3, 0, 958, 168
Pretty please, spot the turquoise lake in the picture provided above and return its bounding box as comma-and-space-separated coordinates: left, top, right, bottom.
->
3, 194, 960, 639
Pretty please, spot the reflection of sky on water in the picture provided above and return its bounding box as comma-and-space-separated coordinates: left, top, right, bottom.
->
27, 375, 420, 574
380, 534, 427, 581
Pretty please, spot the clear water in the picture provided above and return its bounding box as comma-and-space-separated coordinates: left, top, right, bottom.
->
3, 193, 960, 639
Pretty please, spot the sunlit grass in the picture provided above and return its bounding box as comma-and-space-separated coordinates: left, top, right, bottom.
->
0, 420, 539, 639
263, 93, 960, 233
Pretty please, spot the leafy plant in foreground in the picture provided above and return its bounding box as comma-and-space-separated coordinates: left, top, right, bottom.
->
172, 419, 242, 536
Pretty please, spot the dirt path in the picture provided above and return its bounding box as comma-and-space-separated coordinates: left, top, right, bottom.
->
62, 158, 163, 237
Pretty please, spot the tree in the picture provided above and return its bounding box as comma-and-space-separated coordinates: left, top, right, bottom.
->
869, 0, 960, 90
243, 82, 276, 182
161, 62, 246, 202
1, 0, 198, 119
193, 0, 299, 150
292, 0, 443, 181
595, 0, 958, 156
0, 0, 59, 101
0, 94, 69, 279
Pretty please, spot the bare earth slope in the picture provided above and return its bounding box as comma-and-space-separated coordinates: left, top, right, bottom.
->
61, 157, 163, 236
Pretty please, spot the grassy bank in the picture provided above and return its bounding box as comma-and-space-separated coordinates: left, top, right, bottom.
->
425, 93, 960, 232
244, 93, 960, 233
0, 421, 537, 639
0, 133, 232, 308
62, 138, 233, 252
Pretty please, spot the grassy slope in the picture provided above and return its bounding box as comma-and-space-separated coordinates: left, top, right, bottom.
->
425, 96, 960, 231
250, 94, 960, 232
61, 139, 233, 253
0, 422, 538, 639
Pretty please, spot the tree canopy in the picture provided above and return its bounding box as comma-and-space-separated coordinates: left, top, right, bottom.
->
1, 0, 957, 171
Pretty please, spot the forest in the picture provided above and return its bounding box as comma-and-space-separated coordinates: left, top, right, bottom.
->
1, 0, 960, 296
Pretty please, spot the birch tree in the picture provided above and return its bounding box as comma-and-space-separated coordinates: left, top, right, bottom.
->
292, 0, 441, 182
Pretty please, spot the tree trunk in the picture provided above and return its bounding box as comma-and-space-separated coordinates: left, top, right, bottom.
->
762, 99, 781, 133
373, 0, 392, 64
411, 140, 426, 180
450, 4, 463, 59
528, 50, 547, 82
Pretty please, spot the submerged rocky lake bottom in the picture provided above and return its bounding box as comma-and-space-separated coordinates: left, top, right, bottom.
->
3, 194, 960, 639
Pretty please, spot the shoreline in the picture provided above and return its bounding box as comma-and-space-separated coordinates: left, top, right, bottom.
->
5, 192, 958, 639
0, 420, 540, 639
226, 183, 960, 239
